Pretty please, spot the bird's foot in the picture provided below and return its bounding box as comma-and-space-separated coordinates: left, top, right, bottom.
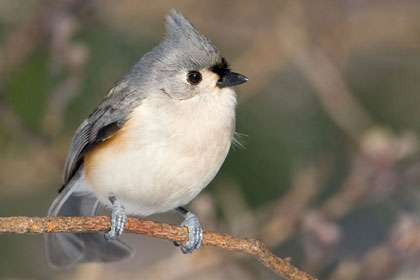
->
105, 196, 127, 241
174, 209, 203, 254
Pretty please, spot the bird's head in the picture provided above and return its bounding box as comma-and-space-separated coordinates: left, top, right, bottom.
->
130, 10, 247, 100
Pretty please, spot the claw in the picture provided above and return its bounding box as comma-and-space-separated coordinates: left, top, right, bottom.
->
104, 196, 126, 241
178, 212, 203, 254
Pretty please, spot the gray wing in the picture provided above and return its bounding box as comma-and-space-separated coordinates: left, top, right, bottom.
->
62, 79, 145, 186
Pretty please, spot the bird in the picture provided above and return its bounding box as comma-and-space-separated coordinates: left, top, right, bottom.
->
44, 10, 248, 268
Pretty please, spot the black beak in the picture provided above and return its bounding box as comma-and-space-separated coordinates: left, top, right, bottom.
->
217, 71, 248, 88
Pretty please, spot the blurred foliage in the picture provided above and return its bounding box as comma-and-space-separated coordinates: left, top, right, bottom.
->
5, 50, 49, 130
1, 1, 420, 279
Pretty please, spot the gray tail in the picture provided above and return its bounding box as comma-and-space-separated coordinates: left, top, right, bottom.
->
44, 167, 133, 268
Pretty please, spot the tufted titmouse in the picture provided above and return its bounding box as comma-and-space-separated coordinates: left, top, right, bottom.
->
44, 10, 247, 268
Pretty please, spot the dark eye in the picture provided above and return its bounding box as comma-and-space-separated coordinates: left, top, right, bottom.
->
187, 71, 202, 85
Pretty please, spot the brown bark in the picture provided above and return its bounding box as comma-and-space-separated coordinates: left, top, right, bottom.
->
0, 216, 316, 280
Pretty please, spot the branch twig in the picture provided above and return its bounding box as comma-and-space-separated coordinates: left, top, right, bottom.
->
0, 216, 316, 280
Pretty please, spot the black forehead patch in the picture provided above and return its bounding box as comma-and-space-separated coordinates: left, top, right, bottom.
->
210, 57, 230, 78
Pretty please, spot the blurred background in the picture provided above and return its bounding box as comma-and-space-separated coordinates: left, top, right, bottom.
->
1, 0, 420, 279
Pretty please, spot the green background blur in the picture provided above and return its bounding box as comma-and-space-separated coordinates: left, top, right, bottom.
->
1, 1, 420, 279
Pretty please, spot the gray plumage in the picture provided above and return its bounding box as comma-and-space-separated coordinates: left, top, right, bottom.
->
45, 10, 245, 268
63, 10, 223, 184
46, 167, 133, 268
63, 83, 143, 184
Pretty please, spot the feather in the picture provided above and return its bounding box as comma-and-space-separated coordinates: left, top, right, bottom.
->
61, 81, 144, 187
45, 167, 133, 268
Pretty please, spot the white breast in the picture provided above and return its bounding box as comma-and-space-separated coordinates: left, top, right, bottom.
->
86, 88, 237, 216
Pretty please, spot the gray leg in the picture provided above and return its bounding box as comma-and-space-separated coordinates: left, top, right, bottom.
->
174, 207, 204, 254
104, 196, 127, 241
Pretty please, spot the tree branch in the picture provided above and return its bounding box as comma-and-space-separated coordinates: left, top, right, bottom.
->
0, 216, 316, 280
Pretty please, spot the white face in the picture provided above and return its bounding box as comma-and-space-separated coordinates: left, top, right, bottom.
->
185, 69, 222, 94
161, 68, 224, 100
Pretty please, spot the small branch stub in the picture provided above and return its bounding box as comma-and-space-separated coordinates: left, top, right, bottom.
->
0, 216, 317, 280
